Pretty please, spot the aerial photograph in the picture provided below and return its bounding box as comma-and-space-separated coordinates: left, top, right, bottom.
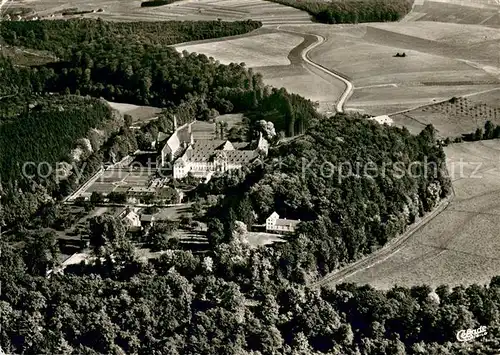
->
1, 0, 500, 353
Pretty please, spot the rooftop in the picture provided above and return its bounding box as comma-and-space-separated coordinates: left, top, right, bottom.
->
176, 139, 258, 165
140, 214, 156, 222
275, 218, 301, 227
129, 186, 156, 193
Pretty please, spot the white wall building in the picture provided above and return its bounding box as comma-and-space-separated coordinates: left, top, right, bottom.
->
173, 139, 262, 179
160, 118, 194, 165
266, 212, 300, 234
123, 211, 141, 229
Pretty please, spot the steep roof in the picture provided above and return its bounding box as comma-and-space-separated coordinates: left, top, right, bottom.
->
224, 150, 258, 164
267, 212, 279, 220
183, 140, 227, 163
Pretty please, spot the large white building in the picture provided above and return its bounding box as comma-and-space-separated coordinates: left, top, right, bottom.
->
172, 134, 268, 179
172, 140, 256, 179
266, 212, 300, 234
158, 115, 269, 179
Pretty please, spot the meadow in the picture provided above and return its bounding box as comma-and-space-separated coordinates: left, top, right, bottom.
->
107, 101, 162, 125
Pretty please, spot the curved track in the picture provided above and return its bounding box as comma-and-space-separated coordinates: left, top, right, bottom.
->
310, 194, 454, 288
273, 25, 458, 289
276, 25, 354, 113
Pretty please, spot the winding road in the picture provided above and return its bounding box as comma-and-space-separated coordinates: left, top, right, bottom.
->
272, 25, 455, 289
273, 25, 460, 288
276, 25, 354, 113
174, 21, 493, 289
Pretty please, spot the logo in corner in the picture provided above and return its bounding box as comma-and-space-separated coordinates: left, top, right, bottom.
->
456, 326, 488, 342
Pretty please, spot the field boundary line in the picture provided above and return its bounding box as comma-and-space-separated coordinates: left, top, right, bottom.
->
388, 98, 454, 116
311, 185, 456, 288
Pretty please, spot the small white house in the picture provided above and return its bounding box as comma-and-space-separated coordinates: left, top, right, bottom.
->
266, 212, 300, 234
123, 211, 141, 229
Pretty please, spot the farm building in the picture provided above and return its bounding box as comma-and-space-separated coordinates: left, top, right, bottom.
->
266, 212, 300, 234
369, 115, 393, 125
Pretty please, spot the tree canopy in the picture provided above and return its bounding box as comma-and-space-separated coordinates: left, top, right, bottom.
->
267, 0, 414, 24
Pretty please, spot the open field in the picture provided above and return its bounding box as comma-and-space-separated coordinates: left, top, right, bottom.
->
215, 113, 244, 130
412, 0, 500, 27
123, 0, 312, 25
107, 101, 162, 124
336, 140, 500, 289
191, 121, 216, 140
176, 32, 303, 67
176, 29, 346, 113
246, 232, 286, 247
173, 16, 500, 117
284, 21, 500, 115
466, 87, 500, 108
373, 20, 500, 45
390, 95, 500, 137
8, 0, 312, 24
350, 84, 499, 116
256, 64, 345, 113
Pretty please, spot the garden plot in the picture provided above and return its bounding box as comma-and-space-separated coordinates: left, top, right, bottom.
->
82, 168, 151, 197
342, 140, 500, 289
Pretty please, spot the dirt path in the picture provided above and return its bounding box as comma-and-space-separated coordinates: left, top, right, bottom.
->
276, 25, 354, 113
172, 24, 353, 113
310, 192, 454, 288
